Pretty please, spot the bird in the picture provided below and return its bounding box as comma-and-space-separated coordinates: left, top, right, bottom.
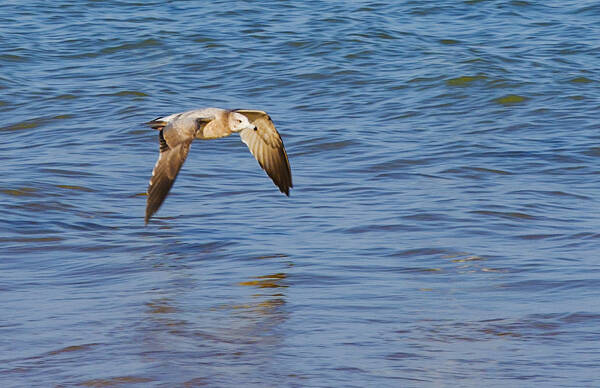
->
143, 108, 292, 224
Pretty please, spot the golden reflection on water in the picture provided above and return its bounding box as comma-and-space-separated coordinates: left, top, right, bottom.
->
146, 298, 177, 315
232, 272, 288, 314
238, 273, 288, 288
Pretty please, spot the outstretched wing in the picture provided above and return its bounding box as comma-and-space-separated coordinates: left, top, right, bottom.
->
235, 110, 293, 196
145, 130, 191, 224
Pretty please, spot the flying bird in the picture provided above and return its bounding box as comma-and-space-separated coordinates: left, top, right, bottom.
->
144, 107, 292, 224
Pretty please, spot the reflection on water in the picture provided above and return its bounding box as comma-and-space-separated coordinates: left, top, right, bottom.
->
238, 273, 288, 289
128, 254, 292, 384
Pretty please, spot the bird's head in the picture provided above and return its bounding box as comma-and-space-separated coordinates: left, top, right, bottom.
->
229, 112, 256, 133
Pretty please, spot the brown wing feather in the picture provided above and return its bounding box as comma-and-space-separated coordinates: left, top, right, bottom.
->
146, 118, 167, 130
145, 132, 191, 224
158, 129, 169, 152
237, 111, 293, 195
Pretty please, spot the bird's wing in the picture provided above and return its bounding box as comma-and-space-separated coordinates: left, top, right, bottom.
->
146, 109, 216, 132
146, 118, 168, 130
145, 129, 192, 224
235, 110, 293, 195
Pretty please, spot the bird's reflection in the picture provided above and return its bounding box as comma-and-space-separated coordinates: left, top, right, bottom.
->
138, 252, 291, 382
231, 272, 288, 317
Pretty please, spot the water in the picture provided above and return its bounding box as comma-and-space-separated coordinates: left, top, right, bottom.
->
1, 1, 599, 386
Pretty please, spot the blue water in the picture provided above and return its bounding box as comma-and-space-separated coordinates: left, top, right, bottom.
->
1, 1, 599, 386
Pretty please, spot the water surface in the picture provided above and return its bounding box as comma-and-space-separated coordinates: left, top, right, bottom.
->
1, 1, 599, 386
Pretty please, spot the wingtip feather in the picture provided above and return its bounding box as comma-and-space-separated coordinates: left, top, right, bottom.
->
146, 119, 167, 130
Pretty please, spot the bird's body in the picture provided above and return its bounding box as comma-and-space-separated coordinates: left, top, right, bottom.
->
144, 108, 292, 224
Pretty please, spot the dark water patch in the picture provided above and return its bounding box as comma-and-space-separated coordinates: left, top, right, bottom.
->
559, 312, 600, 325
55, 184, 95, 192
41, 168, 98, 177
582, 147, 600, 157
514, 234, 563, 241
367, 157, 432, 172
479, 312, 600, 342
440, 166, 513, 179
540, 165, 590, 175
100, 38, 162, 54
13, 199, 77, 214
385, 351, 428, 360
2, 119, 43, 131
390, 247, 451, 258
470, 167, 512, 175
563, 232, 600, 241
78, 376, 155, 387
0, 54, 28, 62
1, 187, 40, 197
408, 75, 447, 85
108, 90, 149, 98
401, 212, 456, 222
338, 223, 421, 235
1, 114, 74, 131
440, 39, 460, 45
48, 343, 100, 356
508, 190, 590, 200
0, 234, 63, 243
445, 75, 487, 86
471, 210, 536, 220
568, 76, 594, 84
493, 94, 528, 105
53, 94, 78, 100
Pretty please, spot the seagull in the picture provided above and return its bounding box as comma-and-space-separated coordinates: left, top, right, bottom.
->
144, 107, 292, 224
